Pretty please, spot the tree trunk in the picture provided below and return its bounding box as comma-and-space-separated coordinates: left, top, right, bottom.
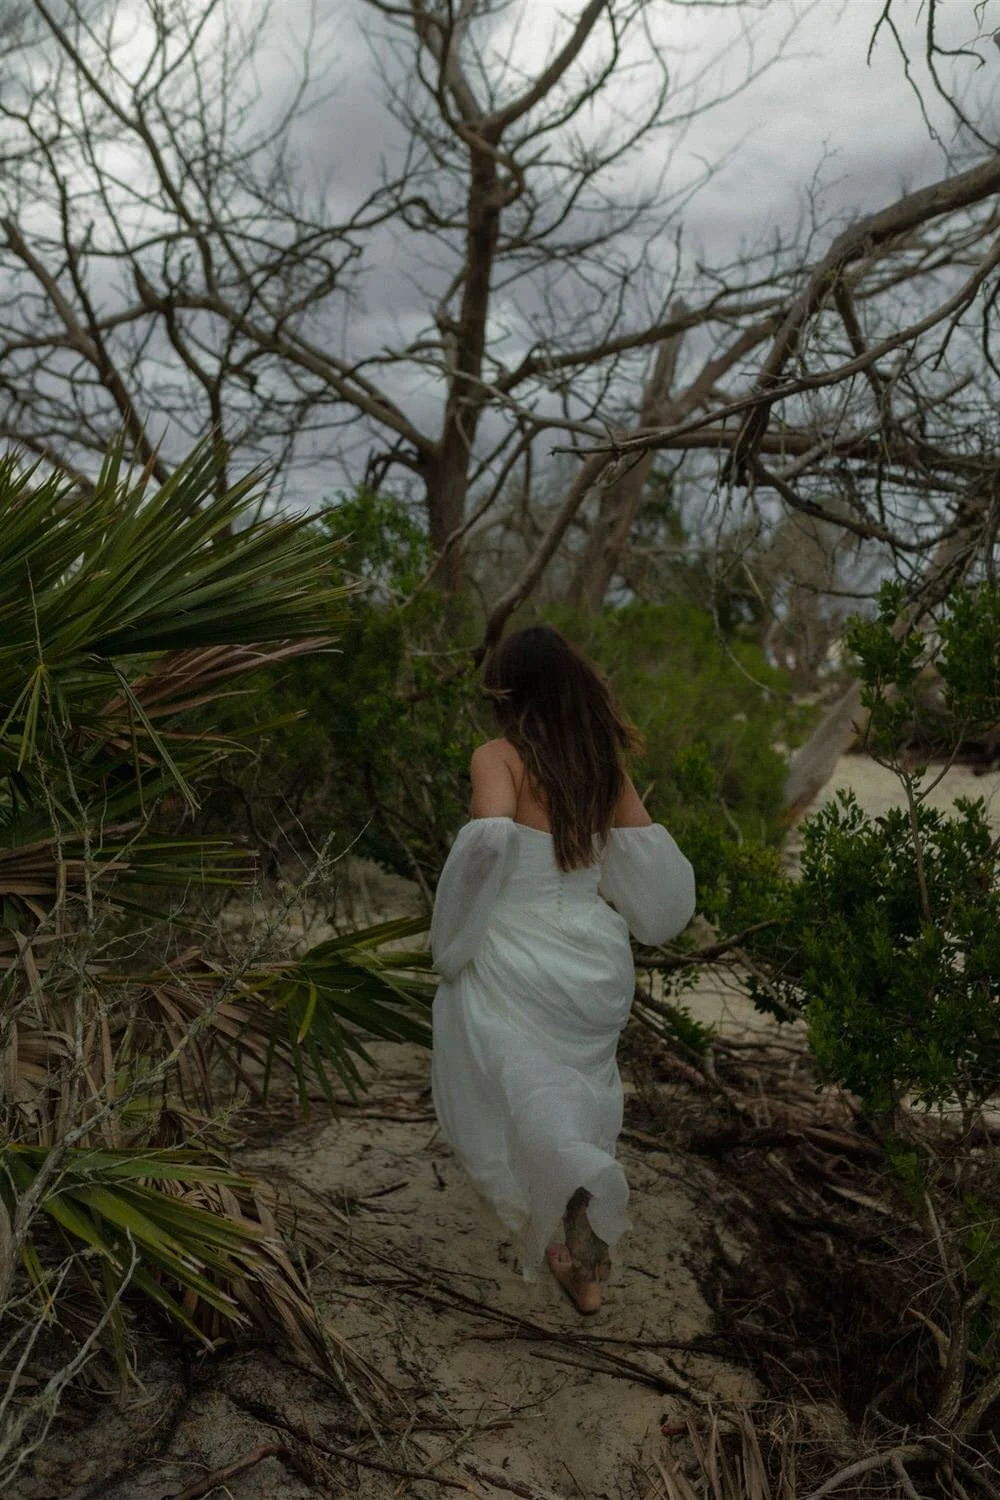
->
781, 680, 867, 820
782, 512, 984, 818
565, 303, 687, 609
426, 149, 504, 592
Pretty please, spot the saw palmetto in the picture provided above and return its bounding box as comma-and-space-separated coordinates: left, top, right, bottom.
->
0, 439, 430, 1394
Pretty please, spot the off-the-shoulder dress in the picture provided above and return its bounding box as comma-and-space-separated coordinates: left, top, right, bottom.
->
430, 816, 695, 1278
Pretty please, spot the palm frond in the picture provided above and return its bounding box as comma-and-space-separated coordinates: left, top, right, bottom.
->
3, 915, 433, 1144
0, 440, 352, 932
0, 440, 350, 690
0, 437, 412, 1412
129, 916, 434, 1111
246, 913, 434, 1105
0, 1145, 385, 1394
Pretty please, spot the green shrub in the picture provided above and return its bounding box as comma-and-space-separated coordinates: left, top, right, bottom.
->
211, 489, 484, 884
732, 582, 1000, 1438
224, 502, 811, 894
744, 582, 1000, 1114
748, 787, 1000, 1110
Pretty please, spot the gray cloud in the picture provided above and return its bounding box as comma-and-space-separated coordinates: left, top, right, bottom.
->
7, 0, 997, 498
277, 1, 998, 325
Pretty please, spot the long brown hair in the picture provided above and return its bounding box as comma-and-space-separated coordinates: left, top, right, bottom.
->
482, 624, 641, 871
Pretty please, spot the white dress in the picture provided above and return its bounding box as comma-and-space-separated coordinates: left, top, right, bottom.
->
430, 817, 696, 1276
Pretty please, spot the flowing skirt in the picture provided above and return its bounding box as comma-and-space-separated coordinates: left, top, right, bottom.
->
430, 894, 634, 1276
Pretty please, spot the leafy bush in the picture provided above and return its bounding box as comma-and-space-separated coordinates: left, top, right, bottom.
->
229, 495, 810, 901
751, 788, 1000, 1110
696, 582, 1000, 1452
744, 581, 1000, 1115
215, 487, 484, 885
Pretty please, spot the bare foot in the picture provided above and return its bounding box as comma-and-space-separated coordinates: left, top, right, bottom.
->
546, 1245, 602, 1314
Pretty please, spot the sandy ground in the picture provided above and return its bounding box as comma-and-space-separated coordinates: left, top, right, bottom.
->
815, 755, 1000, 828
18, 753, 1000, 1500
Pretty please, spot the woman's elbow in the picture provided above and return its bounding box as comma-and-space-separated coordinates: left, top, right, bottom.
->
644, 864, 696, 945
674, 862, 697, 934
431, 943, 464, 982
676, 860, 697, 929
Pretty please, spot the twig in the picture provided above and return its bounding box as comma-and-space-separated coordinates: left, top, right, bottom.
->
957, 1364, 1000, 1439
918, 1436, 1000, 1500
462, 1329, 728, 1356
203, 1399, 478, 1495
631, 920, 780, 971
458, 1458, 566, 1500
903, 774, 933, 924
523, 1344, 699, 1399
321, 1445, 477, 1491
336, 1108, 436, 1123
162, 1445, 290, 1500
891, 1452, 928, 1500
620, 1126, 692, 1157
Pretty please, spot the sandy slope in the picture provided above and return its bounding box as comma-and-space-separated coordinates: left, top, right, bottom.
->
814, 754, 1000, 829
238, 1046, 758, 1499
22, 754, 1000, 1500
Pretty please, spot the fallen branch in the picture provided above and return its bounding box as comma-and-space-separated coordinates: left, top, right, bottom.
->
458, 1458, 568, 1500
163, 1445, 291, 1500
631, 921, 780, 971
462, 1328, 729, 1355
523, 1343, 699, 1399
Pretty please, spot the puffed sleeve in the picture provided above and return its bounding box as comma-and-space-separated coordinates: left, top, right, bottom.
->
598, 824, 696, 946
430, 817, 519, 980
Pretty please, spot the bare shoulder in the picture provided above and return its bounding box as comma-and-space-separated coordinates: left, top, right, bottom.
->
471, 737, 510, 764
469, 739, 519, 818
470, 737, 520, 778
612, 774, 653, 828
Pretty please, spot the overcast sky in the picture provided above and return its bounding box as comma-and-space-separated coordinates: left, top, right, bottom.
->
10, 0, 999, 495
240, 0, 994, 479
290, 0, 1000, 257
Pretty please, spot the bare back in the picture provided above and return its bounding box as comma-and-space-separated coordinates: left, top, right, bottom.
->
469, 738, 650, 832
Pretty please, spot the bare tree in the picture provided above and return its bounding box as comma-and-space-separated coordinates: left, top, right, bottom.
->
565, 303, 688, 609
452, 5, 1000, 736
0, 0, 809, 586
508, 176, 1000, 794
4, 0, 1000, 746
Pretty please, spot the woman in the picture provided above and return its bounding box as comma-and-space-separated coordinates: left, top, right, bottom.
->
430, 625, 695, 1313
